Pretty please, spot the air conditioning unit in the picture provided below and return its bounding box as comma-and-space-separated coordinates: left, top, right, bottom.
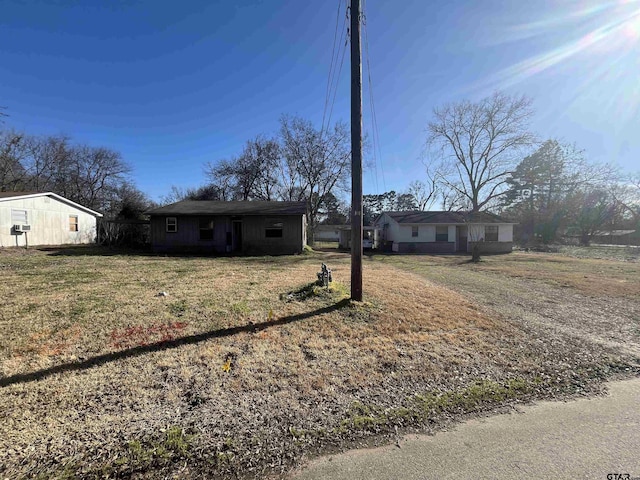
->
13, 224, 23, 232
21, 225, 31, 232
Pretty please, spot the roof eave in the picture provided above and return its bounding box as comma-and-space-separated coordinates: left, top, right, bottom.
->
0, 192, 103, 217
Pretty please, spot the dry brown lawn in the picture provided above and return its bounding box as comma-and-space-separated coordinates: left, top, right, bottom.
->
0, 246, 637, 479
374, 251, 640, 299
472, 253, 639, 298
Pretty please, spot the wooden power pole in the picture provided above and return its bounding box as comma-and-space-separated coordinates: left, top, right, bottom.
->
350, 0, 363, 301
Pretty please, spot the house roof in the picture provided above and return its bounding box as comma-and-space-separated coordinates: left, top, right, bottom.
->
377, 210, 512, 225
145, 200, 307, 216
0, 191, 103, 217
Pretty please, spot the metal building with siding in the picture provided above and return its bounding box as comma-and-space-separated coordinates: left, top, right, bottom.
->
145, 200, 307, 255
0, 192, 102, 248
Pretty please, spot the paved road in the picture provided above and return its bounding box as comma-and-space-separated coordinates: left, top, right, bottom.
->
292, 378, 640, 480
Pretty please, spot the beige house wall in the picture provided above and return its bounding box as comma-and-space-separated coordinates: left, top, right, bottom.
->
0, 195, 99, 247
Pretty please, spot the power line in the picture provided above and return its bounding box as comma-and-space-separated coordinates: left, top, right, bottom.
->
362, 0, 387, 195
321, 0, 349, 139
325, 31, 348, 135
321, 0, 344, 137
325, 6, 349, 137
361, 0, 378, 194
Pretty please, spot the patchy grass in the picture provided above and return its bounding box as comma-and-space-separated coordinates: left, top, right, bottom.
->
339, 378, 534, 433
557, 244, 640, 263
373, 251, 640, 299
310, 241, 340, 249
0, 246, 638, 479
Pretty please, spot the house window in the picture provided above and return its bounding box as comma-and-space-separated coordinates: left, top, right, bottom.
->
69, 215, 79, 232
11, 209, 27, 224
411, 226, 419, 237
436, 225, 448, 242
199, 218, 214, 240
166, 217, 177, 233
265, 219, 283, 238
485, 225, 499, 242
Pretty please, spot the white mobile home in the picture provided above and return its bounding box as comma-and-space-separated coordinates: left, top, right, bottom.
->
0, 192, 102, 248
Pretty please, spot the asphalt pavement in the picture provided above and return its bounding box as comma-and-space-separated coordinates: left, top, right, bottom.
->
292, 377, 640, 480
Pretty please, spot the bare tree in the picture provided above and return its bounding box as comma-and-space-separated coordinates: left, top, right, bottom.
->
159, 185, 189, 204
197, 115, 350, 241
1, 123, 145, 237
22, 134, 72, 192
207, 155, 252, 200
612, 172, 640, 225
278, 115, 350, 235
0, 131, 28, 191
407, 180, 437, 211
569, 188, 618, 245
61, 145, 131, 211
160, 184, 228, 204
427, 92, 536, 212
205, 135, 280, 201
247, 136, 280, 200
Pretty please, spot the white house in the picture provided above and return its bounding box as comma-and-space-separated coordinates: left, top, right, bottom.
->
0, 192, 102, 248
374, 211, 515, 254
313, 224, 343, 243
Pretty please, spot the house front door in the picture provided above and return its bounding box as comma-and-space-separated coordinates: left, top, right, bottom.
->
232, 220, 242, 253
457, 226, 468, 253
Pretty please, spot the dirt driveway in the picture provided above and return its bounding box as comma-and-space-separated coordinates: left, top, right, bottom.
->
373, 252, 640, 360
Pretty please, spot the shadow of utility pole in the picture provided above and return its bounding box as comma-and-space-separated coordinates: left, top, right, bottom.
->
0, 299, 351, 388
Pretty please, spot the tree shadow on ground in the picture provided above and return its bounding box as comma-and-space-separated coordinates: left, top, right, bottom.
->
0, 299, 351, 388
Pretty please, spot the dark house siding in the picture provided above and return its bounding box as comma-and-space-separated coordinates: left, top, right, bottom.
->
149, 214, 305, 255
240, 215, 304, 255
150, 216, 230, 253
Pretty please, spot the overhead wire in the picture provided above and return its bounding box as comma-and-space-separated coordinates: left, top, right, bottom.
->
321, 0, 386, 198
321, 0, 349, 141
324, 4, 349, 138
321, 0, 344, 138
362, 0, 386, 195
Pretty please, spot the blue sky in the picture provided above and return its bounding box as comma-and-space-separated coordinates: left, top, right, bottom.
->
2, 0, 639, 202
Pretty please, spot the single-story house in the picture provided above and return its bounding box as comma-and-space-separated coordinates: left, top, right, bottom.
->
374, 211, 515, 254
591, 230, 638, 246
562, 229, 640, 246
313, 224, 377, 249
145, 200, 307, 255
336, 225, 378, 249
313, 224, 344, 243
0, 191, 102, 248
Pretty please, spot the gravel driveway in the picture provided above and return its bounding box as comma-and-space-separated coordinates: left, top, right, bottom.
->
396, 258, 640, 362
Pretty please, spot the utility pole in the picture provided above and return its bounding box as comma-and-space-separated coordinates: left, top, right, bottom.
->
350, 0, 363, 301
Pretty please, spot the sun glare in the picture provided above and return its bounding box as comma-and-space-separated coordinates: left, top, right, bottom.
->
472, 0, 640, 123
622, 8, 640, 39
